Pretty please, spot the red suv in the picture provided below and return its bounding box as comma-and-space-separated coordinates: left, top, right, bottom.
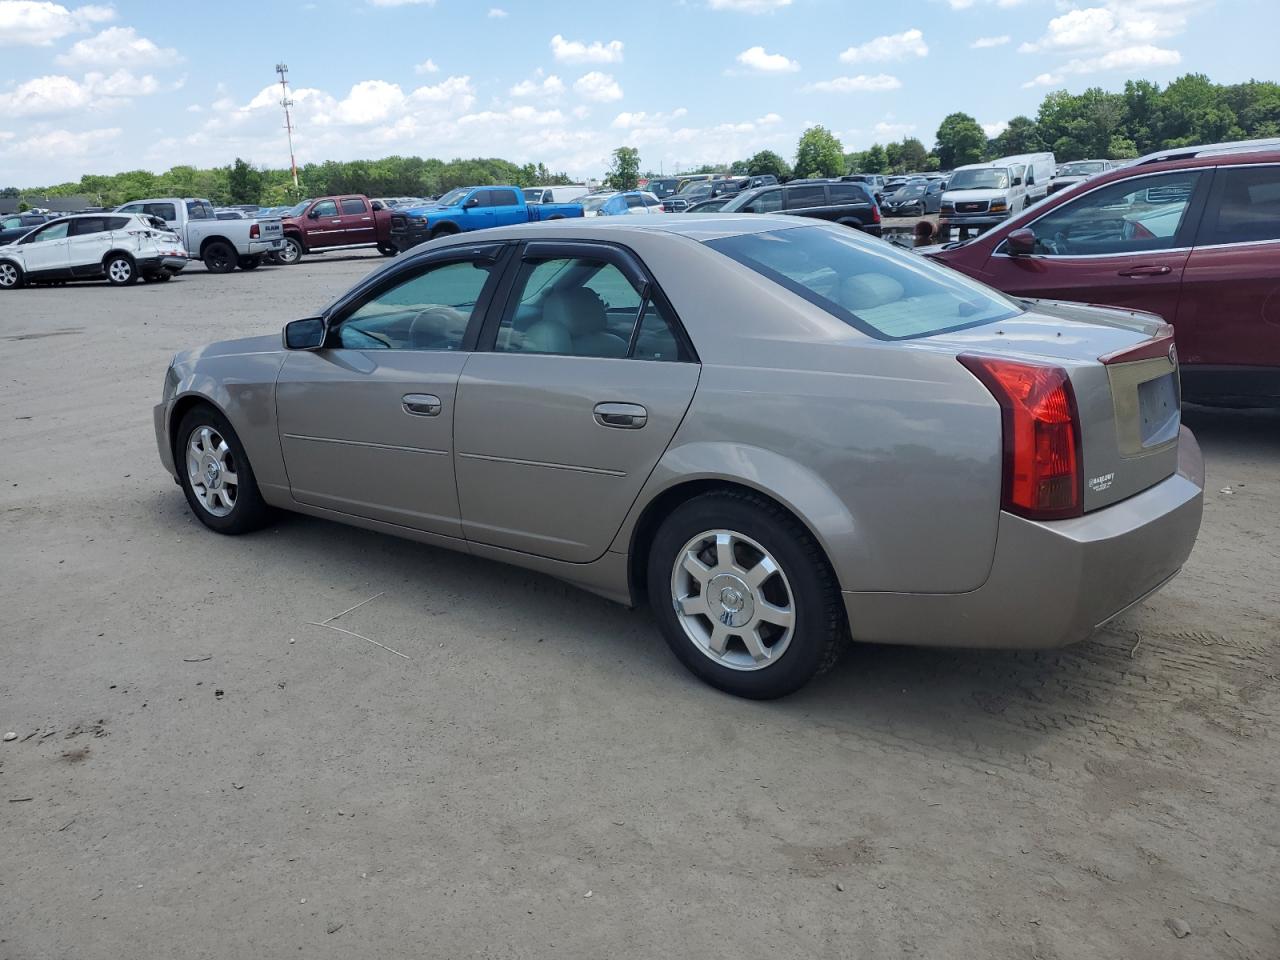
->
928, 141, 1280, 405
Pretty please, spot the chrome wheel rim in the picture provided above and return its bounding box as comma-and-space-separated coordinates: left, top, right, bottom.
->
280, 239, 301, 264
0, 263, 18, 287
185, 425, 238, 517
108, 259, 131, 283
671, 529, 795, 671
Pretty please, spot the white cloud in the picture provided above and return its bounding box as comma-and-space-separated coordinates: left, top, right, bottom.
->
486, 6, 506, 16
550, 33, 623, 64
735, 45, 798, 72
874, 120, 916, 139
510, 70, 565, 98
612, 108, 688, 129
573, 71, 622, 102
982, 120, 1009, 137
8, 69, 159, 116
970, 35, 1010, 49
947, 0, 1027, 8
2, 125, 118, 158
186, 103, 202, 113
1019, 1, 1188, 54
413, 58, 439, 74
0, 1, 113, 46
803, 74, 901, 93
839, 29, 928, 63
1022, 72, 1062, 89
55, 26, 180, 67
708, 0, 791, 11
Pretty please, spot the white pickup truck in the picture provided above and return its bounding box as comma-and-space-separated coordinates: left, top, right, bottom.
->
113, 198, 284, 273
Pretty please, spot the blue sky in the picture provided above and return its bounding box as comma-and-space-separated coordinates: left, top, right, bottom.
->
1, 0, 1274, 186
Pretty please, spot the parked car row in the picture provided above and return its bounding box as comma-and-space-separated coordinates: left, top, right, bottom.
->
0, 211, 187, 288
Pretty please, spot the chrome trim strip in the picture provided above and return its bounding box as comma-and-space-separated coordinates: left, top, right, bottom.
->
457, 451, 626, 477
282, 433, 448, 456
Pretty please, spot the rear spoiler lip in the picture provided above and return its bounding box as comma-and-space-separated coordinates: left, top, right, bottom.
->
1099, 323, 1177, 365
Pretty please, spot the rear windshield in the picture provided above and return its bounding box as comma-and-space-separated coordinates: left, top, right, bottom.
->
706, 226, 1021, 340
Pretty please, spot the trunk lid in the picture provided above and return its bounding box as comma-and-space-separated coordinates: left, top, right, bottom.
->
924, 298, 1181, 512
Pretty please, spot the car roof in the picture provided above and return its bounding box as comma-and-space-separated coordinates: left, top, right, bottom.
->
1070, 148, 1280, 193
1132, 137, 1280, 166
430, 213, 812, 246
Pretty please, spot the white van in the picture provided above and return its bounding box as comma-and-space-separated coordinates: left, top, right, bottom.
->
523, 185, 590, 204
939, 152, 1055, 235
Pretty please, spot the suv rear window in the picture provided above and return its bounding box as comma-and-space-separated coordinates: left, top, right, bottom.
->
707, 225, 1020, 340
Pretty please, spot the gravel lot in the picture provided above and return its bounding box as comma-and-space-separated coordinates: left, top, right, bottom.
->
2, 251, 1277, 959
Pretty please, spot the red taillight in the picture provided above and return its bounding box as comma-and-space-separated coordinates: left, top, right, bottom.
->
959, 354, 1083, 520
871, 204, 881, 223
249, 223, 260, 239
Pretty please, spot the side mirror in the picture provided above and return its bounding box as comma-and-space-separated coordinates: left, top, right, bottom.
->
307, 209, 320, 219
1012, 176, 1024, 186
371, 200, 384, 211
283, 316, 327, 350
1006, 228, 1036, 257
464, 196, 481, 208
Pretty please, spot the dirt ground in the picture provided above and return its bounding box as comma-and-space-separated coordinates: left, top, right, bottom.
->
2, 251, 1277, 959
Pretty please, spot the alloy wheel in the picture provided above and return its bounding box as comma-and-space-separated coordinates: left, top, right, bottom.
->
107, 258, 132, 283
670, 529, 796, 671
185, 425, 239, 517
0, 263, 18, 288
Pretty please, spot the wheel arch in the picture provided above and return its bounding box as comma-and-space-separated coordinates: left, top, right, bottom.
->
619, 445, 859, 606
198, 234, 236, 256
429, 220, 460, 237
168, 391, 234, 464
101, 247, 136, 266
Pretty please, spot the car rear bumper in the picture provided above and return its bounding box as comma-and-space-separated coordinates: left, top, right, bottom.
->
248, 239, 284, 255
139, 255, 187, 274
842, 425, 1205, 649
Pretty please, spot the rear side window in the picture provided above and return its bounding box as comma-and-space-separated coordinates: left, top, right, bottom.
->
139, 202, 176, 221
787, 185, 827, 209
707, 225, 1020, 341
186, 201, 214, 220
1198, 165, 1280, 245
339, 198, 367, 214
70, 218, 109, 237
829, 183, 870, 203
489, 189, 519, 206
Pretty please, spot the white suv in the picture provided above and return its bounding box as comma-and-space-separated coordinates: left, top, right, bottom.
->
0, 213, 188, 290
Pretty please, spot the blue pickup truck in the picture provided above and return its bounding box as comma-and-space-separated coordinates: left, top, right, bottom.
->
388, 185, 584, 252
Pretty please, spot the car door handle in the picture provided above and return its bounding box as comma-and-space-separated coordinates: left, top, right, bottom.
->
1117, 265, 1172, 277
402, 394, 442, 417
594, 402, 647, 429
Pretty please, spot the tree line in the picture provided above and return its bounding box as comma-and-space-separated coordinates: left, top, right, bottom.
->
7, 73, 1277, 206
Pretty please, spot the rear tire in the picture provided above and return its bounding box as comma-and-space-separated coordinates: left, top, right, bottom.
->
104, 253, 138, 286
175, 404, 273, 535
377, 244, 397, 257
203, 241, 236, 274
0, 261, 23, 290
646, 490, 847, 699
237, 255, 261, 270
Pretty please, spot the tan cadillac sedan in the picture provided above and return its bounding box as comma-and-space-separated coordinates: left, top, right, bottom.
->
155, 216, 1204, 698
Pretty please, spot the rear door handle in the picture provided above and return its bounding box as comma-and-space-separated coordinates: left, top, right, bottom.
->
594, 402, 648, 429
1117, 265, 1172, 277
402, 393, 442, 417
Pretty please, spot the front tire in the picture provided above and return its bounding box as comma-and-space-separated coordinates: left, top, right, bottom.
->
279, 236, 303, 265
0, 260, 24, 290
647, 491, 847, 699
203, 241, 236, 274
377, 244, 397, 257
176, 405, 273, 535
104, 254, 138, 286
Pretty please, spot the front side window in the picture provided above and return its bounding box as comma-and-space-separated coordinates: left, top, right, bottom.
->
336, 259, 495, 351
494, 254, 683, 360
787, 185, 827, 209
339, 198, 366, 215
739, 189, 782, 213
2, 217, 22, 229
708, 225, 1020, 340
1020, 171, 1202, 256
312, 200, 339, 217
25, 220, 70, 243
1198, 165, 1280, 245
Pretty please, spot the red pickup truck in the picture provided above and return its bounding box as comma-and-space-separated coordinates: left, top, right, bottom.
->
278, 195, 396, 264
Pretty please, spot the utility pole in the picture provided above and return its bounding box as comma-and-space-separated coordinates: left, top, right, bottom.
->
276, 63, 298, 189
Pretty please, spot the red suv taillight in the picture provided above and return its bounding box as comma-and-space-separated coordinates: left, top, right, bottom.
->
958, 354, 1083, 520
871, 203, 881, 223
249, 223, 260, 239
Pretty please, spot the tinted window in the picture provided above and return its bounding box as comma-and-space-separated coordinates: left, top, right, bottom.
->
707, 226, 1020, 340
69, 217, 110, 236
1, 217, 22, 229
631, 301, 681, 362
829, 183, 871, 203
339, 198, 367, 215
337, 260, 495, 351
128, 202, 176, 221
488, 189, 519, 206
312, 200, 339, 217
742, 189, 783, 213
1022, 172, 1201, 256
1199, 165, 1280, 245
186, 201, 214, 220
787, 185, 827, 209
624, 194, 645, 209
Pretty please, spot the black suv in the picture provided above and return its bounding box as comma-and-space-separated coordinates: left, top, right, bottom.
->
719, 181, 882, 236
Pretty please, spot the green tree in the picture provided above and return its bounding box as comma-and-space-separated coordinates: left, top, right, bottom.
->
896, 137, 929, 171
226, 158, 264, 205
745, 149, 790, 180
794, 125, 845, 179
861, 144, 888, 173
990, 116, 1043, 156
934, 113, 987, 169
606, 146, 641, 190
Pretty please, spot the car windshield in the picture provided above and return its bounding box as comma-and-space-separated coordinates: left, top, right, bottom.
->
1060, 161, 1106, 176
286, 200, 313, 217
707, 225, 1021, 341
647, 179, 679, 197
895, 184, 926, 198
948, 168, 1010, 191
437, 188, 471, 206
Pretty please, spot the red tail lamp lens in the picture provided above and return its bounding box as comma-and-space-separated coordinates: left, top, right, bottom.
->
249, 223, 260, 239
